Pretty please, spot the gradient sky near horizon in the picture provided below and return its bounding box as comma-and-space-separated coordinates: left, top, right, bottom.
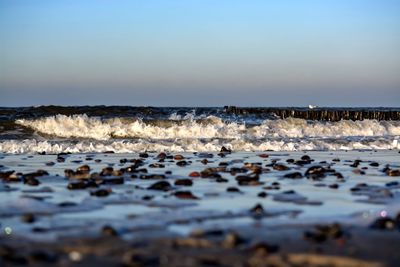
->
1, 0, 399, 107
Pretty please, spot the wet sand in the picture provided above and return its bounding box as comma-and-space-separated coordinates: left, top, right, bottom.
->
0, 150, 399, 266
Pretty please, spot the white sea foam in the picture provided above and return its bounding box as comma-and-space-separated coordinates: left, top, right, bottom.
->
0, 138, 398, 154
15, 114, 400, 140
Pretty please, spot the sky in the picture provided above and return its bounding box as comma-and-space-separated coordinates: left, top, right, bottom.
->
0, 0, 399, 107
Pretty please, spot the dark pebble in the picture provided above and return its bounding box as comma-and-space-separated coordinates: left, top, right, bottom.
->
142, 195, 154, 200
305, 166, 327, 180
67, 181, 87, 190
90, 189, 110, 197
148, 181, 171, 191
174, 191, 199, 199
102, 225, 118, 236
370, 217, 397, 230
386, 181, 399, 187
149, 163, 165, 168
21, 213, 36, 223
174, 179, 193, 186
283, 172, 303, 179
226, 187, 241, 192
301, 155, 311, 161
272, 164, 289, 171
250, 203, 264, 215
24, 177, 40, 186
140, 174, 166, 180
176, 160, 188, 167
98, 176, 124, 185
258, 191, 268, 198
157, 152, 167, 159
235, 175, 259, 183
387, 169, 400, 177
220, 146, 232, 153
216, 177, 228, 183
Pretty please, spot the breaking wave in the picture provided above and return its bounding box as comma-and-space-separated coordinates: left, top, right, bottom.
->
15, 114, 400, 140
0, 114, 396, 153
0, 138, 398, 154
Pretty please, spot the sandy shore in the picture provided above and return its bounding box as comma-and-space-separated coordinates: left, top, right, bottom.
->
0, 150, 399, 266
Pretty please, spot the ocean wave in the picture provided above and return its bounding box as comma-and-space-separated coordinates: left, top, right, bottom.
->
15, 114, 400, 140
0, 138, 398, 154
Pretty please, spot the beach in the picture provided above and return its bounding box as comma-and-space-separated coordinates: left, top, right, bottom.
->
0, 107, 399, 266
1, 149, 399, 266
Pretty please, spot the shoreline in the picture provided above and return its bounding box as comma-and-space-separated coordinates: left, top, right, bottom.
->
0, 150, 399, 266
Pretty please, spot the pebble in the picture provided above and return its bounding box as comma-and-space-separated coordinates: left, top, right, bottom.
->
352, 169, 366, 175
305, 165, 327, 180
174, 154, 184, 160
90, 189, 110, 197
157, 152, 167, 159
189, 171, 201, 177
370, 217, 397, 230
250, 203, 264, 216
149, 163, 165, 168
102, 225, 118, 236
174, 179, 193, 186
148, 181, 171, 191
257, 191, 268, 198
21, 213, 36, 223
176, 160, 188, 167
235, 175, 259, 185
140, 174, 166, 180
67, 181, 88, 190
220, 146, 232, 154
174, 191, 199, 199
216, 177, 228, 183
283, 172, 303, 179
387, 169, 400, 176
24, 177, 40, 186
329, 184, 339, 189
77, 165, 90, 173
201, 159, 209, 164
226, 187, 241, 192
272, 164, 289, 171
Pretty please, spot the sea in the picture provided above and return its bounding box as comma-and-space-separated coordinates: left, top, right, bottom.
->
0, 106, 399, 154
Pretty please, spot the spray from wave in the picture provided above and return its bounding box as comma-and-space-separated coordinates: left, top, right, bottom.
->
0, 114, 394, 153
15, 114, 400, 140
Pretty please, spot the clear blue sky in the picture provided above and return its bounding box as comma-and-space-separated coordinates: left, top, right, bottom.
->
0, 0, 399, 106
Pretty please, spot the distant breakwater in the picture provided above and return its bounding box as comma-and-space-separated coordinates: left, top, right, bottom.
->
223, 106, 400, 121
0, 106, 399, 121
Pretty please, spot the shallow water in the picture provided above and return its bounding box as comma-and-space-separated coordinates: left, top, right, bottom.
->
0, 150, 399, 241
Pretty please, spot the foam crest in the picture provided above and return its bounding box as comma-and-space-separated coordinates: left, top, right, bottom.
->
16, 114, 400, 140
0, 137, 398, 154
